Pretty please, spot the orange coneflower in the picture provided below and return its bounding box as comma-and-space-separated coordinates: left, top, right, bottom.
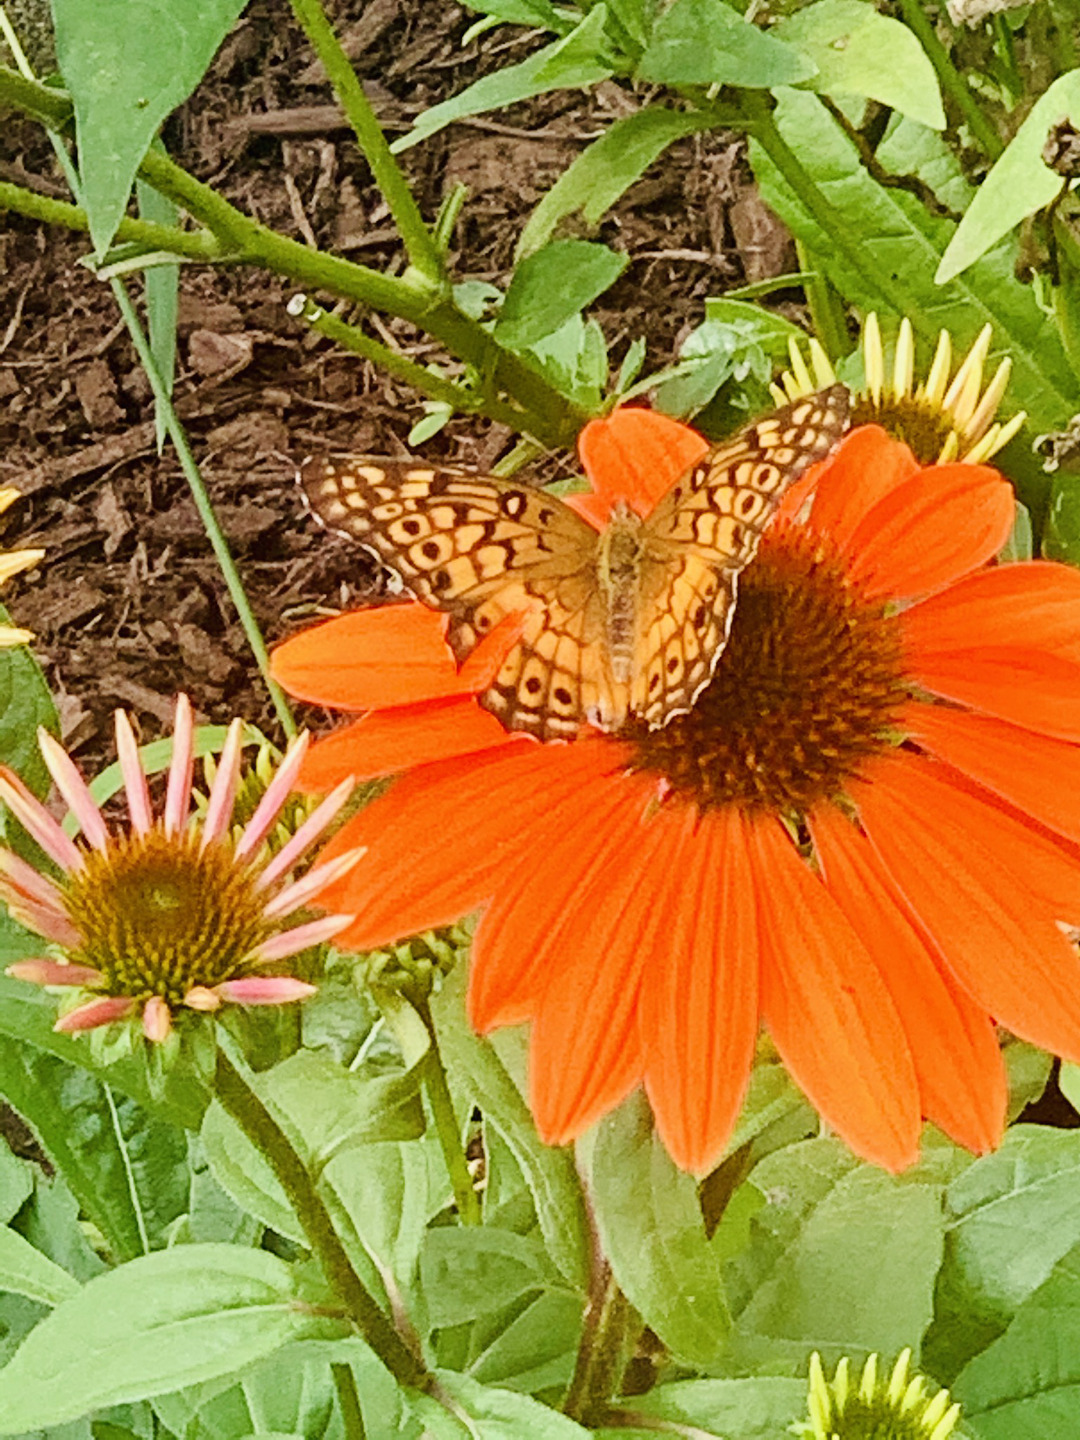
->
272, 379, 1080, 1174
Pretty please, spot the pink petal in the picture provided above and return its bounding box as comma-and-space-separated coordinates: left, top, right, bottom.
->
254, 776, 356, 891
115, 709, 152, 834
7, 959, 103, 987
250, 912, 353, 962
183, 986, 222, 1011
54, 996, 135, 1032
142, 996, 173, 1042
234, 732, 311, 863
261, 846, 366, 919
0, 766, 83, 873
0, 847, 70, 912
164, 694, 195, 837
37, 729, 109, 851
216, 976, 318, 1005
201, 717, 244, 850
0, 885, 82, 946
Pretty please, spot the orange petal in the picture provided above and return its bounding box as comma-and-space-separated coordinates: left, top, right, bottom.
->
271, 605, 467, 710
578, 407, 708, 517
526, 798, 699, 1146
299, 697, 512, 787
903, 561, 1080, 661
807, 426, 919, 550
811, 804, 1005, 1154
470, 767, 659, 1030
322, 737, 633, 951
903, 700, 1080, 842
842, 464, 1014, 601
641, 805, 760, 1174
850, 752, 1080, 1063
752, 814, 921, 1172
904, 644, 1080, 742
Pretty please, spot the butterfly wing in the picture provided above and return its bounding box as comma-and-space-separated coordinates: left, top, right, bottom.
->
299, 458, 623, 741
630, 386, 851, 725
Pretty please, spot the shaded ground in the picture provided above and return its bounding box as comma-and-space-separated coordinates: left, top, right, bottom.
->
1, 0, 796, 764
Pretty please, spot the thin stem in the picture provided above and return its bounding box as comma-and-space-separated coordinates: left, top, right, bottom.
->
286, 0, 444, 285
214, 1046, 434, 1393
331, 1362, 368, 1440
893, 0, 1003, 160
0, 62, 71, 127
562, 1266, 641, 1426
416, 998, 482, 1226
794, 237, 850, 363
109, 279, 298, 738
0, 180, 223, 262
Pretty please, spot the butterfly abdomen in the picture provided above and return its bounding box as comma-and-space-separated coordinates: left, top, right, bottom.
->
597, 503, 646, 689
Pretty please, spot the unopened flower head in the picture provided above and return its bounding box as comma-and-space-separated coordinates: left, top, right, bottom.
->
0, 488, 43, 647
0, 695, 362, 1042
773, 314, 1025, 465
798, 1350, 962, 1440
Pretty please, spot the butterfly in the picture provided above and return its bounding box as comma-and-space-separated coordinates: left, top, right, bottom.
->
300, 386, 850, 742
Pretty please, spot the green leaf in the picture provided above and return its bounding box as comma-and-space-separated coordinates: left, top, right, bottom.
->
137, 156, 179, 453
636, 0, 815, 87
52, 0, 246, 255
201, 1099, 304, 1244
467, 1288, 582, 1393
0, 1038, 188, 1263
954, 1241, 1080, 1438
516, 106, 715, 260
461, 0, 570, 29
0, 1140, 33, 1224
622, 1377, 807, 1438
392, 7, 615, 153
429, 965, 590, 1291
420, 1229, 564, 1329
0, 1224, 82, 1307
0, 1245, 341, 1434
409, 1371, 591, 1438
728, 1138, 944, 1360
924, 1126, 1080, 1381
937, 69, 1080, 284
322, 1139, 437, 1298
775, 0, 944, 129
749, 89, 1076, 485
0, 615, 57, 800
579, 1092, 730, 1366
494, 240, 627, 350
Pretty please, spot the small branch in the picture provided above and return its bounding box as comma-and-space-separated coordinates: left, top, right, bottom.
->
214, 1047, 434, 1393
0, 180, 223, 261
0, 63, 72, 128
286, 0, 445, 285
893, 0, 1004, 161
331, 1362, 369, 1440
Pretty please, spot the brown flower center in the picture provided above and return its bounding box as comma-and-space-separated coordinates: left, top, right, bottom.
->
63, 828, 272, 1004
851, 395, 953, 465
627, 525, 908, 813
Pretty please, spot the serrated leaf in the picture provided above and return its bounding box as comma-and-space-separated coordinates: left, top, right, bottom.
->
0, 1245, 341, 1434
776, 0, 944, 129
0, 1224, 81, 1307
52, 0, 246, 255
636, 0, 815, 87
516, 106, 714, 260
392, 7, 614, 153
495, 240, 627, 350
938, 69, 1080, 284
579, 1092, 730, 1366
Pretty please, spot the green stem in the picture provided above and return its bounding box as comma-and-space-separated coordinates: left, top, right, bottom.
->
0, 180, 223, 262
893, 0, 1003, 160
213, 1047, 434, 1392
291, 294, 532, 433
416, 998, 482, 1226
794, 236, 850, 363
562, 1267, 641, 1426
110, 279, 297, 738
331, 1362, 368, 1440
286, 0, 444, 285
0, 62, 71, 127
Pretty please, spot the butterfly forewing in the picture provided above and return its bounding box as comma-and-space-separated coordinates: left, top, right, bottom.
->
299, 385, 850, 742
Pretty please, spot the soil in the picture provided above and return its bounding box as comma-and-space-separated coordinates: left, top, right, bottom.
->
0, 0, 797, 765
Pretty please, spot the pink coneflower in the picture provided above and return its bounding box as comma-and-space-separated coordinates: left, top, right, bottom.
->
0, 695, 362, 1042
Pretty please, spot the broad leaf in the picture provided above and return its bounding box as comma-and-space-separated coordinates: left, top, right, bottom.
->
420, 1228, 564, 1329
776, 0, 944, 129
495, 240, 628, 350
0, 612, 56, 800
409, 1371, 591, 1438
620, 1377, 807, 1438
636, 0, 815, 86
52, 0, 246, 254
938, 69, 1080, 283
0, 1245, 342, 1433
467, 1288, 583, 1393
0, 1224, 81, 1307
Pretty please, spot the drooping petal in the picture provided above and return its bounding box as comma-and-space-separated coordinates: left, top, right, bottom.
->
54, 996, 135, 1032
470, 768, 661, 1029
806, 426, 919, 550
810, 804, 1005, 1154
641, 805, 760, 1174
299, 697, 513, 788
0, 766, 83, 873
850, 752, 1080, 1063
7, 959, 103, 987
0, 846, 70, 914
903, 700, 1080, 842
234, 732, 310, 862
321, 737, 632, 951
37, 729, 109, 851
752, 814, 921, 1172
840, 464, 1014, 601
578, 407, 709, 517
216, 976, 318, 1005
115, 709, 152, 834
526, 799, 700, 1146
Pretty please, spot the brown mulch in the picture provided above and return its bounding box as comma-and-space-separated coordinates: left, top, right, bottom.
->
1, 0, 796, 767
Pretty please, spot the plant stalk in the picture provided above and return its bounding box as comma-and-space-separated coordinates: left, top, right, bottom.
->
562, 1266, 642, 1426
893, 0, 1004, 160
416, 997, 483, 1226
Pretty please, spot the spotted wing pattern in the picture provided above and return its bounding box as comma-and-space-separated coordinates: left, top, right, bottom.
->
300, 385, 850, 741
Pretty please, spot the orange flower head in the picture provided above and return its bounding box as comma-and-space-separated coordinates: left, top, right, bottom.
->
273, 399, 1080, 1176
